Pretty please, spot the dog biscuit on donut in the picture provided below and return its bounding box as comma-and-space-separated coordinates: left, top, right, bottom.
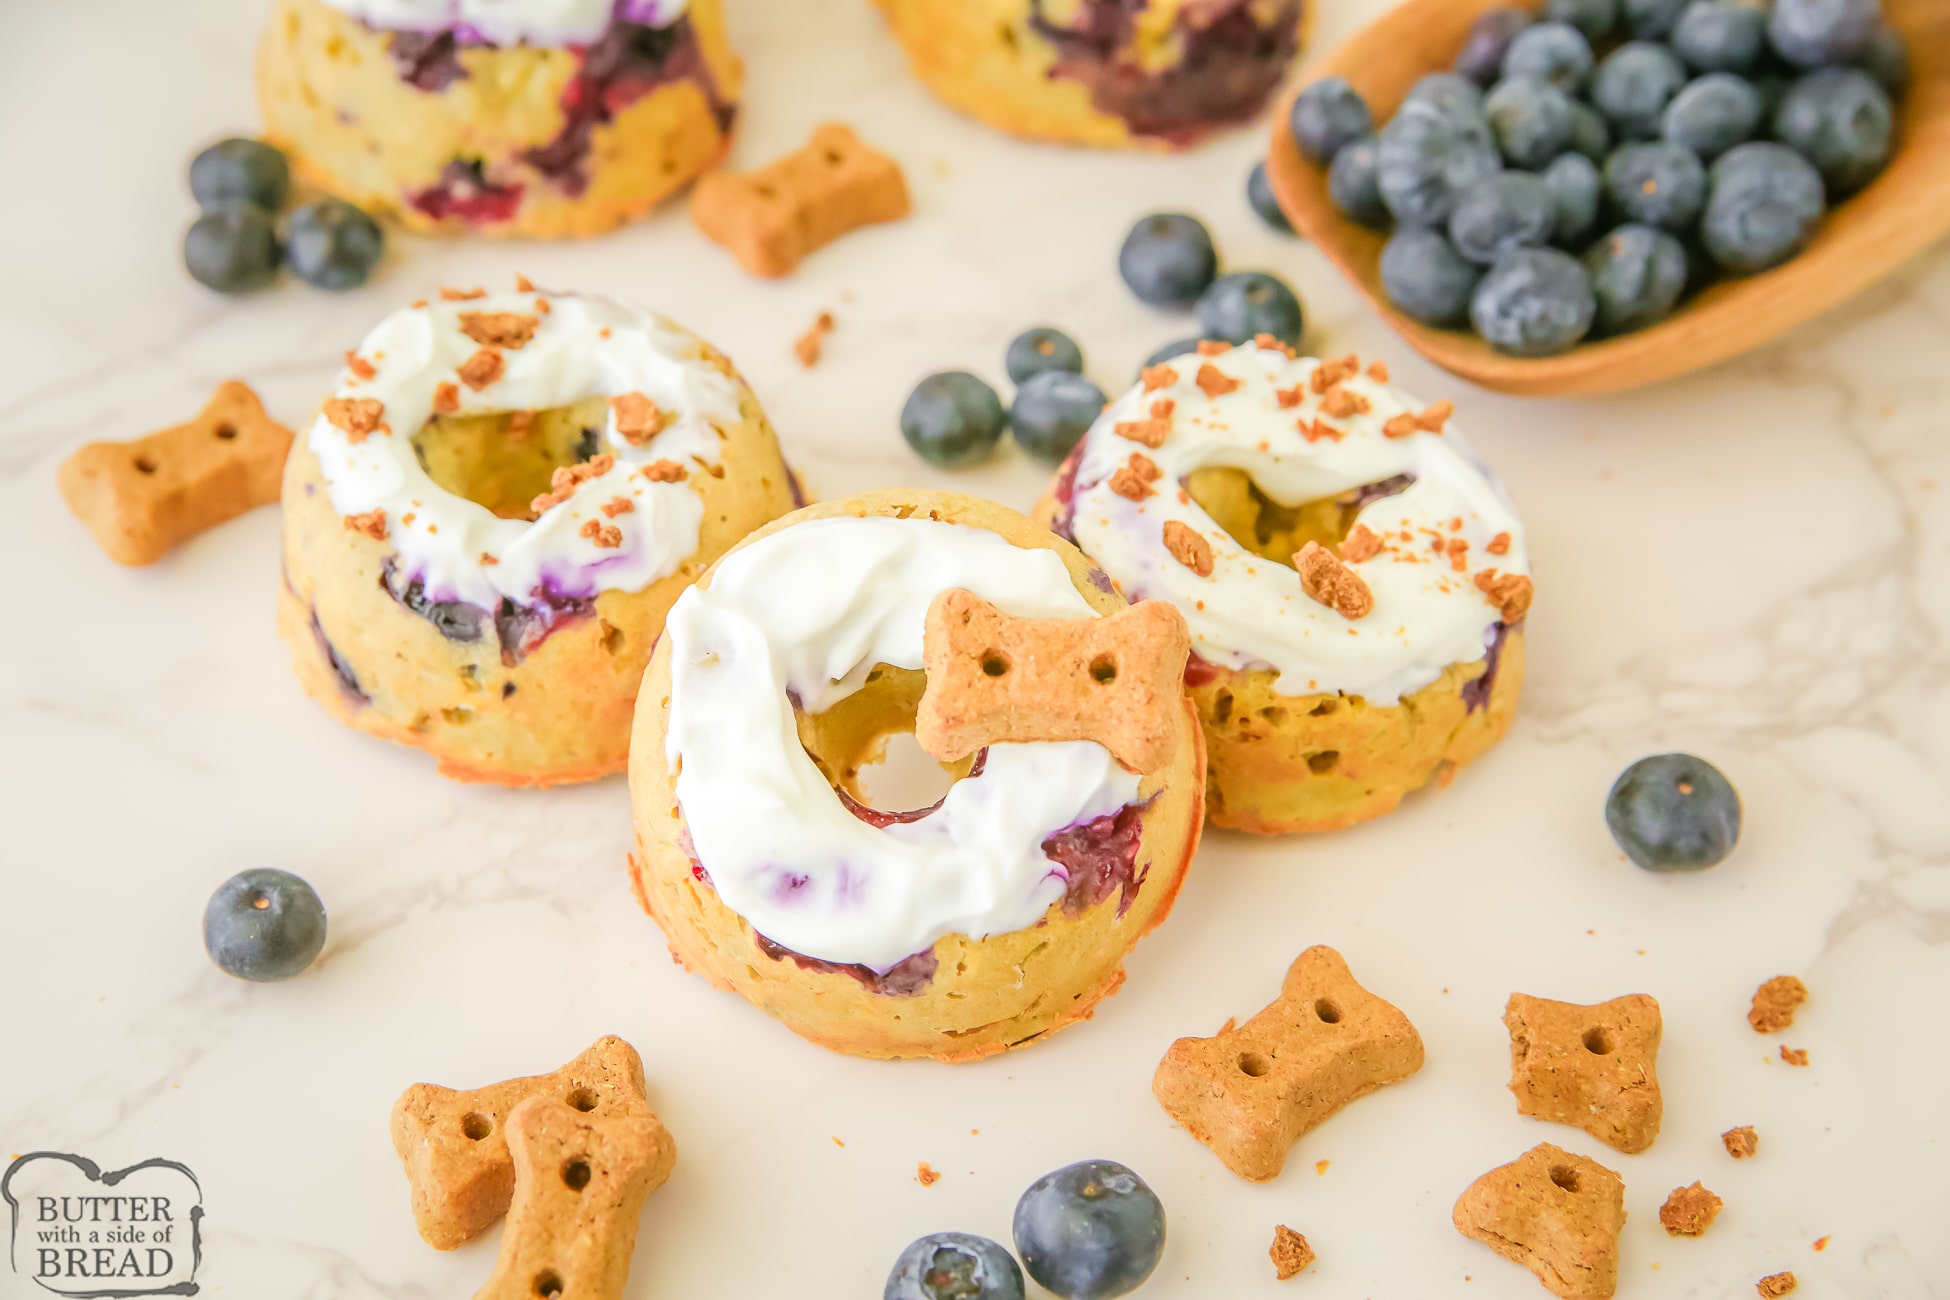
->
1038, 342, 1532, 834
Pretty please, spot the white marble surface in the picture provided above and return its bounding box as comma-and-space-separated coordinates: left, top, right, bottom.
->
3, 1, 1948, 1297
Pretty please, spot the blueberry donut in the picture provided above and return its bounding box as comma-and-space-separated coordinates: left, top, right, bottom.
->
1037, 342, 1532, 834
279, 284, 798, 786
872, 0, 1310, 149
627, 490, 1206, 1061
257, 0, 738, 238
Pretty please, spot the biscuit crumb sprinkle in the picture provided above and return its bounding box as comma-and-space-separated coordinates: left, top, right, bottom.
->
1196, 363, 1242, 398
1107, 453, 1162, 501
579, 518, 623, 549
344, 509, 387, 541
1659, 1183, 1723, 1236
1813, 1236, 1830, 1251
641, 459, 687, 483
1749, 975, 1808, 1034
530, 454, 615, 514
1197, 339, 1232, 356
457, 347, 504, 391
458, 312, 540, 350
1163, 520, 1214, 576
1340, 524, 1383, 563
916, 1162, 940, 1187
344, 350, 376, 381
1296, 542, 1374, 619
1757, 1271, 1797, 1297
794, 311, 835, 367
433, 382, 460, 414
438, 286, 487, 301
611, 392, 666, 446
1779, 1045, 1809, 1066
601, 496, 634, 518
323, 397, 387, 442
1474, 569, 1534, 622
1270, 1225, 1314, 1280
1722, 1126, 1758, 1159
1141, 364, 1179, 392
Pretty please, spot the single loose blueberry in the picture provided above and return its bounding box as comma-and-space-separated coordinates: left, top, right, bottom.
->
1604, 141, 1708, 229
1605, 753, 1741, 871
901, 372, 1007, 468
1328, 135, 1388, 227
1006, 327, 1085, 384
1700, 141, 1827, 273
204, 868, 328, 982
285, 199, 384, 290
1542, 152, 1604, 246
1487, 75, 1577, 169
1773, 67, 1894, 195
1854, 26, 1909, 98
1671, 1, 1768, 74
1456, 7, 1533, 84
1470, 247, 1596, 355
1381, 227, 1483, 326
1013, 1160, 1165, 1300
1503, 21, 1596, 92
885, 1232, 1027, 1300
1138, 337, 1206, 375
1622, 0, 1688, 38
184, 205, 282, 294
1378, 101, 1504, 227
1290, 77, 1374, 164
189, 137, 292, 212
1246, 160, 1294, 233
1405, 72, 1490, 133
1665, 72, 1764, 159
1546, 0, 1618, 42
1568, 101, 1613, 160
1583, 224, 1690, 333
1117, 213, 1218, 308
1593, 41, 1691, 139
1011, 370, 1108, 464
1769, 0, 1882, 69
1450, 172, 1557, 264
1196, 271, 1304, 347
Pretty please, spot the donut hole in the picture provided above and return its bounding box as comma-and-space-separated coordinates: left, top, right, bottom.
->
1183, 467, 1413, 569
796, 664, 978, 818
411, 393, 611, 520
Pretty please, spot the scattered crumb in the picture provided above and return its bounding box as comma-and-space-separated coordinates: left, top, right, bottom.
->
343, 509, 387, 541
1757, 1271, 1797, 1297
1813, 1236, 1830, 1252
1270, 1225, 1314, 1280
831, 1137, 844, 1148
916, 1162, 940, 1187
1749, 975, 1809, 1034
344, 350, 376, 380
1780, 1045, 1810, 1067
1163, 520, 1214, 576
1659, 1183, 1723, 1236
611, 392, 666, 446
1315, 1160, 1330, 1176
1722, 1126, 1758, 1159
1196, 363, 1241, 398
457, 347, 505, 391
794, 311, 835, 367
970, 1129, 979, 1136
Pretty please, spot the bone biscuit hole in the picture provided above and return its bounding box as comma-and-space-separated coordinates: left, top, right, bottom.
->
533, 1269, 564, 1299
1238, 1052, 1272, 1078
1549, 1165, 1581, 1193
561, 1158, 592, 1191
461, 1113, 492, 1141
755, 182, 777, 199
566, 1087, 598, 1113
1308, 750, 1340, 774
134, 455, 158, 474
1583, 1026, 1614, 1056
1314, 998, 1342, 1024
214, 421, 238, 440
982, 652, 1010, 677
823, 149, 845, 166
1090, 654, 1117, 684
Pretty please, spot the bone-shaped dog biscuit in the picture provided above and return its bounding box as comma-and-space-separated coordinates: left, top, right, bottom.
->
1152, 946, 1424, 1181
58, 380, 292, 565
1453, 1142, 1626, 1300
391, 1036, 657, 1250
691, 123, 910, 278
473, 1096, 675, 1300
1505, 993, 1663, 1154
914, 588, 1191, 774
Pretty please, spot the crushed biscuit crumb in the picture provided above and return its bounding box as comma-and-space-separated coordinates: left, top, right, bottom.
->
1812, 1236, 1830, 1252
344, 350, 376, 381
323, 397, 386, 442
438, 286, 486, 301
1196, 363, 1241, 398
1197, 339, 1232, 356
600, 496, 635, 518
1780, 1045, 1809, 1066
579, 518, 623, 549
1296, 541, 1374, 619
480, 552, 499, 565
794, 311, 835, 367
1107, 453, 1162, 501
1417, 400, 1454, 432
916, 1162, 940, 1187
611, 392, 666, 446
1301, 418, 1343, 443
343, 509, 387, 541
1749, 976, 1808, 1034
531, 454, 615, 514
1115, 417, 1171, 448
1722, 1126, 1758, 1158
1659, 1183, 1723, 1237
1383, 413, 1420, 438
1757, 1271, 1797, 1297
1474, 569, 1534, 622
1487, 531, 1512, 556
641, 459, 687, 483
1320, 386, 1370, 418
1270, 1225, 1314, 1281
1252, 332, 1298, 358
1276, 385, 1305, 408
1340, 524, 1384, 563
506, 410, 534, 437
1163, 520, 1214, 576
514, 273, 536, 292
1141, 364, 1179, 392
458, 311, 540, 350
1367, 360, 1389, 382
432, 382, 460, 415
457, 348, 504, 391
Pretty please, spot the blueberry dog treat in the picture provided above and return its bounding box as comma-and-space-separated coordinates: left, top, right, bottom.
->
279, 284, 797, 786
872, 0, 1311, 150
257, 0, 740, 238
627, 489, 1206, 1061
1038, 342, 1532, 834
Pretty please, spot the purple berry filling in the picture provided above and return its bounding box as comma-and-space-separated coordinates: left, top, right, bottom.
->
386, 29, 476, 91
1343, 472, 1415, 510
409, 159, 526, 226
1043, 798, 1150, 918
378, 556, 595, 665
785, 464, 808, 509
753, 932, 941, 998
308, 610, 367, 704
382, 556, 487, 643
1460, 618, 1515, 714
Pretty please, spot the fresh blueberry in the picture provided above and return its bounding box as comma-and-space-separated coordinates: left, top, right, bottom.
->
1568, 101, 1614, 160
1117, 213, 1218, 308
1328, 135, 1389, 227
189, 137, 291, 213
1405, 72, 1491, 133
1542, 152, 1604, 246
1290, 77, 1374, 164
1455, 7, 1533, 85
285, 199, 384, 290
1670, 1, 1768, 74
1502, 21, 1596, 92
1377, 101, 1504, 227
1769, 0, 1882, 69
885, 1232, 1027, 1300
1583, 224, 1690, 333
1196, 271, 1304, 347
901, 372, 1007, 468
184, 205, 282, 294
1011, 370, 1108, 464
1246, 160, 1294, 233
1470, 247, 1596, 355
1545, 0, 1618, 42
1604, 753, 1741, 871
1138, 337, 1206, 374
1592, 41, 1690, 139
1700, 141, 1828, 273
1006, 327, 1085, 384
1449, 172, 1556, 264
1381, 227, 1484, 326
1622, 0, 1689, 38
1664, 72, 1763, 159
1773, 67, 1894, 195
1604, 141, 1708, 229
1013, 1160, 1165, 1300
1487, 75, 1576, 169
204, 868, 328, 982
1854, 26, 1909, 97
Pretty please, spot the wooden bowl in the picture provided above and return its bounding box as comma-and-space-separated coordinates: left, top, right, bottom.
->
1267, 0, 1950, 397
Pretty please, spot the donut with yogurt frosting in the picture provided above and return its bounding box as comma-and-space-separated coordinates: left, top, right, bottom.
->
1037, 341, 1532, 834
257, 0, 738, 238
627, 489, 1205, 1062
278, 284, 797, 785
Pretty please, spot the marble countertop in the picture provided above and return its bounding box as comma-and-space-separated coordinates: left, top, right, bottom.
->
3, 1, 1947, 1297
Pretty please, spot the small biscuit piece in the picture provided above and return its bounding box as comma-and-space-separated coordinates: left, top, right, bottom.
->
1270, 1225, 1314, 1280
1757, 1272, 1797, 1297
1505, 993, 1663, 1154
1779, 1045, 1809, 1067
1748, 976, 1808, 1033
58, 380, 292, 566
1295, 541, 1374, 619
472, 1096, 674, 1300
1658, 1182, 1722, 1236
1453, 1142, 1626, 1300
915, 588, 1191, 774
390, 1036, 658, 1250
1153, 946, 1424, 1182
1722, 1126, 1758, 1159
692, 123, 910, 278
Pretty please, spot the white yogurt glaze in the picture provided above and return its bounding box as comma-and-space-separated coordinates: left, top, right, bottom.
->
1065, 343, 1530, 704
663, 515, 1147, 971
318, 0, 687, 47
310, 287, 740, 612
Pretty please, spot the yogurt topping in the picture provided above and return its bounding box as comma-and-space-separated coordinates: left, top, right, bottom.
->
318, 0, 687, 47
663, 516, 1146, 971
1066, 344, 1531, 704
310, 288, 740, 613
